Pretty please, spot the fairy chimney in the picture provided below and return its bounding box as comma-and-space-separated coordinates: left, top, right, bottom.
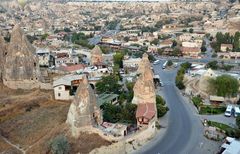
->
66, 76, 102, 137
137, 53, 151, 74
91, 45, 103, 65
3, 24, 42, 89
132, 65, 156, 105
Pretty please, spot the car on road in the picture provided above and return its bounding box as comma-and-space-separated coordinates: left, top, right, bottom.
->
225, 105, 233, 117
234, 106, 240, 117
153, 60, 160, 65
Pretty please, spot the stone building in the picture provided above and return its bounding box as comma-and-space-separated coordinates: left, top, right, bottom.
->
3, 24, 42, 89
91, 45, 103, 66
66, 76, 102, 138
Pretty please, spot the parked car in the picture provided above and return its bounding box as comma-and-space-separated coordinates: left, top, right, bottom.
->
153, 60, 160, 65
234, 106, 240, 117
225, 105, 233, 117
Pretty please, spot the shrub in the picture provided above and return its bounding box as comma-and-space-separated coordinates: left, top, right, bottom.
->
192, 96, 202, 108
156, 95, 169, 118
199, 106, 226, 115
49, 135, 70, 154
236, 116, 240, 129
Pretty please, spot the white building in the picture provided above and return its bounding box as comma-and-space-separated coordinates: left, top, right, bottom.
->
220, 137, 240, 154
53, 74, 84, 100
123, 58, 141, 68
36, 48, 52, 67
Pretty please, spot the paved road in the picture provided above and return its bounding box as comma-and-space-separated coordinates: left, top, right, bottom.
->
140, 61, 208, 154
88, 23, 120, 45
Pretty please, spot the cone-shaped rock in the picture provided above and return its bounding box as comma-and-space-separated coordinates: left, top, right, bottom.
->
137, 53, 151, 74
3, 24, 42, 89
132, 66, 156, 105
91, 45, 103, 65
66, 76, 102, 137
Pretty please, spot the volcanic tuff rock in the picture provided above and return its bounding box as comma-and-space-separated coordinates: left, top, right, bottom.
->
3, 24, 42, 89
66, 76, 102, 138
0, 36, 7, 81
132, 53, 155, 105
198, 68, 216, 93
91, 45, 103, 65
137, 53, 151, 75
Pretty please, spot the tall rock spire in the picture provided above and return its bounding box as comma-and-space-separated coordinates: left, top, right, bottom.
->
132, 66, 156, 105
91, 45, 103, 66
137, 53, 151, 74
66, 75, 102, 137
3, 24, 42, 89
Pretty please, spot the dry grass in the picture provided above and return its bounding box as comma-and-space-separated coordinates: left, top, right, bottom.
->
0, 84, 111, 153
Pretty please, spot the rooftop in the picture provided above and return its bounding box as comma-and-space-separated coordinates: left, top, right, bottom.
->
136, 103, 156, 120
97, 93, 119, 107
53, 74, 84, 87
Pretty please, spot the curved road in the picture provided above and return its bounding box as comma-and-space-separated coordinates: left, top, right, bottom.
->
140, 61, 205, 154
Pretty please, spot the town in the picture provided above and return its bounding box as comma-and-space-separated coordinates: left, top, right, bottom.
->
0, 0, 240, 154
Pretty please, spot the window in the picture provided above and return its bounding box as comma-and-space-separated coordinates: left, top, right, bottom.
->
34, 63, 36, 67
58, 93, 61, 97
58, 86, 62, 90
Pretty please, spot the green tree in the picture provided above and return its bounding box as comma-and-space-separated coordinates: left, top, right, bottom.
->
113, 52, 124, 68
189, 28, 194, 33
96, 75, 121, 94
206, 61, 218, 70
167, 60, 173, 66
233, 32, 240, 52
49, 135, 70, 154
236, 116, 240, 129
41, 33, 49, 41
148, 54, 156, 62
156, 95, 168, 118
123, 36, 129, 42
150, 38, 159, 45
208, 75, 239, 97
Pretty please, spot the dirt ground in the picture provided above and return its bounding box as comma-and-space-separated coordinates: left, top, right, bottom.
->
0, 84, 111, 154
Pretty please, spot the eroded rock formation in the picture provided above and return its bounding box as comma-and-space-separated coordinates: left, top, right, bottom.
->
137, 53, 151, 75
198, 68, 216, 93
132, 54, 155, 104
0, 36, 7, 81
91, 45, 103, 65
66, 76, 102, 137
3, 24, 42, 89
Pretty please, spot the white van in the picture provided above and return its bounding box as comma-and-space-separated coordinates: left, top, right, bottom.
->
234, 106, 240, 117
225, 105, 233, 117
153, 60, 160, 65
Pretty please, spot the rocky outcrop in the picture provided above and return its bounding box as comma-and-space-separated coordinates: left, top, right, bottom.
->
91, 45, 103, 65
137, 53, 151, 75
198, 68, 216, 93
132, 66, 156, 105
132, 53, 155, 104
3, 24, 42, 89
0, 36, 7, 81
66, 76, 102, 138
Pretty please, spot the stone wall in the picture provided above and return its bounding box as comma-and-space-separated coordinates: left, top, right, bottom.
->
3, 80, 52, 90
90, 124, 156, 154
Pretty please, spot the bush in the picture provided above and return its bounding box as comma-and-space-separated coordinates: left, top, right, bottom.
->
192, 96, 202, 108
208, 75, 239, 97
236, 116, 240, 129
175, 62, 192, 89
156, 95, 168, 118
49, 135, 70, 154
199, 105, 226, 115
